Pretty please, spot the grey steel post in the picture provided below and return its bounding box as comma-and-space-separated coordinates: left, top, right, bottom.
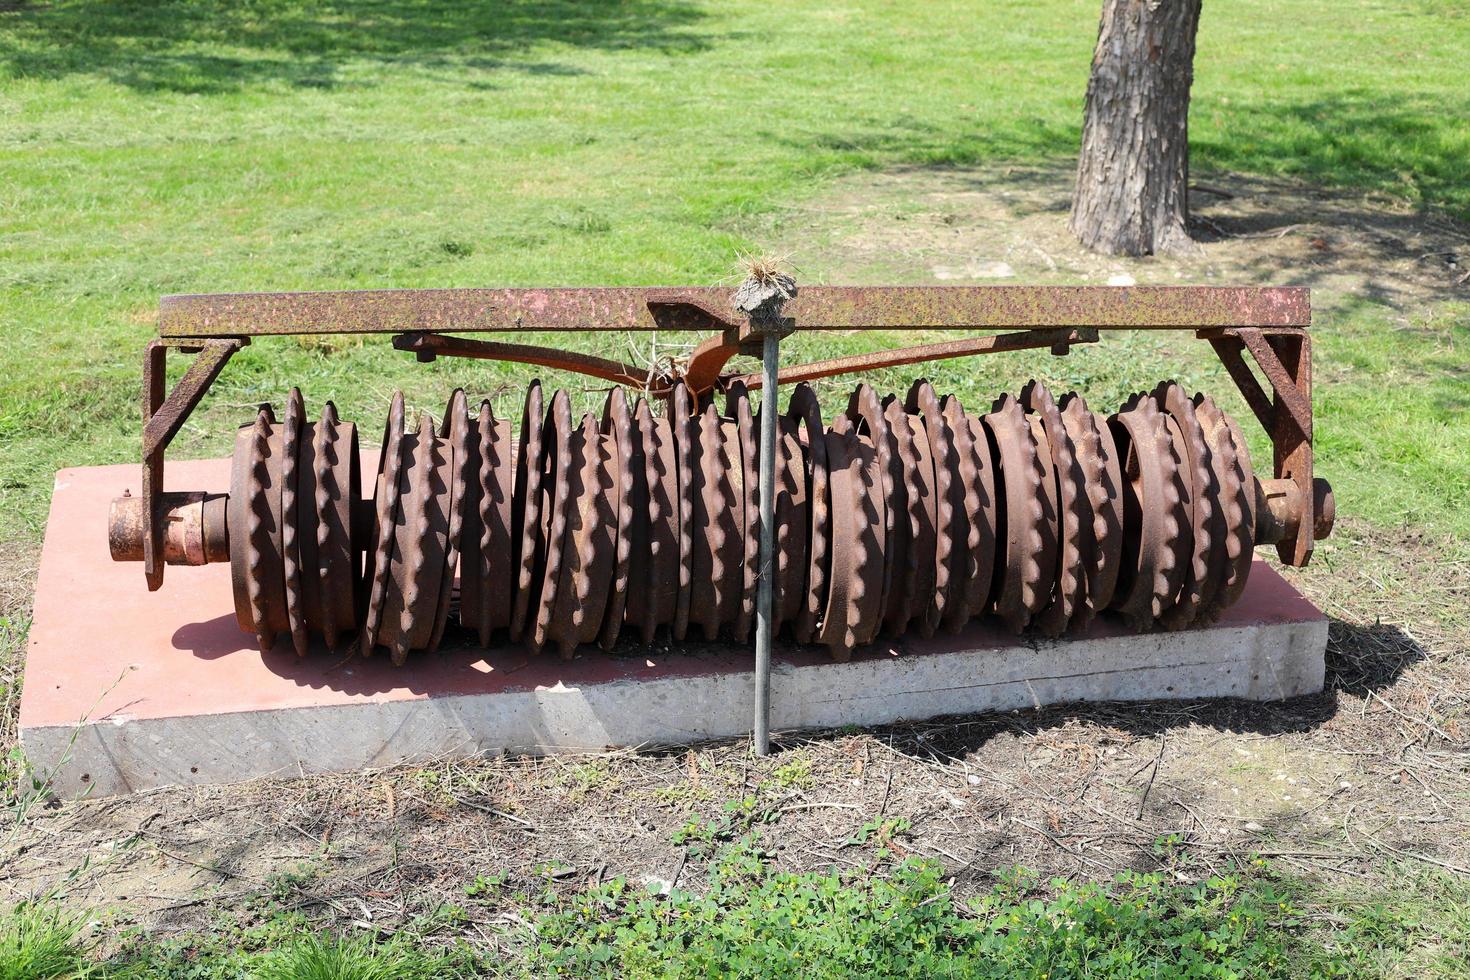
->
754, 328, 779, 756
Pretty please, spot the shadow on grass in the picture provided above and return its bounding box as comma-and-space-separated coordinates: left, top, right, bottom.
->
773, 617, 1425, 765
0, 0, 709, 93
755, 617, 1430, 878
778, 90, 1470, 227
1194, 91, 1470, 223
1321, 616, 1428, 697
787, 151, 1467, 316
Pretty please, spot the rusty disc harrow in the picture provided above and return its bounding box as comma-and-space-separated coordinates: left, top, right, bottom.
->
218, 376, 1287, 662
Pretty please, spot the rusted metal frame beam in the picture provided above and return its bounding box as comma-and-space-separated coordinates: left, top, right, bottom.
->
141, 337, 247, 590
143, 339, 245, 458
157, 286, 1311, 338
1200, 326, 1316, 567
682, 332, 743, 395
393, 332, 652, 389
1265, 332, 1314, 567
730, 327, 1100, 391
1205, 336, 1276, 434
1235, 330, 1312, 439
140, 341, 169, 591
393, 324, 1102, 398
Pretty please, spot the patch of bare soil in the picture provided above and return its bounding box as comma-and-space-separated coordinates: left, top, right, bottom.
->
0, 538, 39, 621
3, 166, 1467, 944
758, 164, 1468, 311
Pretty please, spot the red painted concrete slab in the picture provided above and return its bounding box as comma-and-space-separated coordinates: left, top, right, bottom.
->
23, 458, 1324, 733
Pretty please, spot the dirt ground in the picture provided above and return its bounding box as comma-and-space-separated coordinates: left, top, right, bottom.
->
2, 167, 1467, 946
5, 518, 1465, 945
758, 163, 1469, 303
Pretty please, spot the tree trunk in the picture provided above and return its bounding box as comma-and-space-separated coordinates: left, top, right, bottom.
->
1070, 0, 1203, 256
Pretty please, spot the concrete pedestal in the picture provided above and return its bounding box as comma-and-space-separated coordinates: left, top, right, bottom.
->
22, 460, 1327, 798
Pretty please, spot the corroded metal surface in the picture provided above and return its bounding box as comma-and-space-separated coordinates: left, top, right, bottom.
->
123, 287, 1326, 608
734, 328, 1099, 391
1024, 381, 1086, 637
108, 283, 1337, 670
508, 382, 545, 642
220, 396, 361, 656
1058, 392, 1121, 627
599, 388, 637, 651
460, 403, 514, 646
786, 384, 831, 646
154, 376, 1323, 661
159, 286, 1310, 337
392, 332, 651, 389
985, 393, 1049, 633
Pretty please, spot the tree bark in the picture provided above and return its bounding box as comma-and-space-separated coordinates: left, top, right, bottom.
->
1070, 0, 1203, 256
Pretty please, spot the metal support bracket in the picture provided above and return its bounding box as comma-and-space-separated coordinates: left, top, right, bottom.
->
1200, 326, 1316, 567
686, 327, 1097, 398
393, 332, 653, 389
733, 327, 1099, 391
141, 337, 247, 590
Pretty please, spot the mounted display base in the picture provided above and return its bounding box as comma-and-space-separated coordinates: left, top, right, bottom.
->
24, 459, 1327, 798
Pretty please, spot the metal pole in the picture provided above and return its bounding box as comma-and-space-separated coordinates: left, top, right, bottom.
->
753, 328, 779, 756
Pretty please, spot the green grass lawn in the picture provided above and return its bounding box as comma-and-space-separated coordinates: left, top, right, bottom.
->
1, 2, 1468, 972
2, 0, 1469, 559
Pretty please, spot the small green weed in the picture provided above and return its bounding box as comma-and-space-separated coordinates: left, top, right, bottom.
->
0, 901, 88, 980
845, 815, 912, 847
533, 842, 1310, 978
649, 782, 715, 808
671, 797, 780, 859
554, 760, 616, 801
768, 753, 813, 790
264, 860, 325, 903
464, 870, 508, 900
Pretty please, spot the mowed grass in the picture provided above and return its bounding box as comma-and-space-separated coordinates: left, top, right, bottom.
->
2, 0, 1469, 562
2, 0, 1469, 559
